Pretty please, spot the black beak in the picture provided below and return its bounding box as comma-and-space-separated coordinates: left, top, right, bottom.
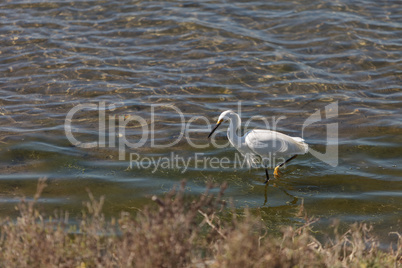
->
208, 122, 222, 138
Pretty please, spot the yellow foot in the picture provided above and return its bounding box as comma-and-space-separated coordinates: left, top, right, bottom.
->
273, 167, 282, 178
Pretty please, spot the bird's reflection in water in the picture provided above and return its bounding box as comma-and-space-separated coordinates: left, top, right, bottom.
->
263, 179, 298, 207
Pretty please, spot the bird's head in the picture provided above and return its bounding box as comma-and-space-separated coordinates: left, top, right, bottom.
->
217, 110, 234, 123
208, 110, 235, 138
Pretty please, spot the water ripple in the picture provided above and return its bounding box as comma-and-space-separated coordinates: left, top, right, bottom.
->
0, 0, 401, 246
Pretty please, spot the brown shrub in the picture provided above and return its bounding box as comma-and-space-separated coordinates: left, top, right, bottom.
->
0, 178, 400, 268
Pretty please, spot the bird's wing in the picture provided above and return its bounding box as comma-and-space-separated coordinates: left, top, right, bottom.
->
245, 129, 308, 157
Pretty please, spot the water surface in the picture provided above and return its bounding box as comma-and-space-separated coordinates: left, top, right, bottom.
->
0, 0, 401, 246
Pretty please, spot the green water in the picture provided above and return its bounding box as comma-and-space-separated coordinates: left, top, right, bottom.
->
0, 0, 401, 247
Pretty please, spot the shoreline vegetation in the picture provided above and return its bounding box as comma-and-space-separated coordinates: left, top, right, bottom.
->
0, 179, 400, 267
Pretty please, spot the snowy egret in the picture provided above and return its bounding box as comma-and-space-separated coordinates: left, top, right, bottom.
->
208, 110, 308, 183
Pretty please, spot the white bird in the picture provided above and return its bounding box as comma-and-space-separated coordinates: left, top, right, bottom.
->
208, 110, 308, 183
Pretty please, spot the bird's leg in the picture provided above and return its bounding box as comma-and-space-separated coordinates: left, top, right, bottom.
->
274, 155, 298, 177
264, 168, 270, 184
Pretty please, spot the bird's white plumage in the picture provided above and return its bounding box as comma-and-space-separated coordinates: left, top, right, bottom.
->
245, 129, 308, 158
208, 110, 308, 181
210, 110, 308, 160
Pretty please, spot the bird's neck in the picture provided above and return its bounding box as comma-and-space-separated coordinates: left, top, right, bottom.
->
227, 113, 243, 148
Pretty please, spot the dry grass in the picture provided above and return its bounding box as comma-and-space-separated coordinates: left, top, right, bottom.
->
0, 178, 400, 267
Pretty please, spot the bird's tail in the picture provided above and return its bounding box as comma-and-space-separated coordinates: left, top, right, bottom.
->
292, 137, 309, 154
